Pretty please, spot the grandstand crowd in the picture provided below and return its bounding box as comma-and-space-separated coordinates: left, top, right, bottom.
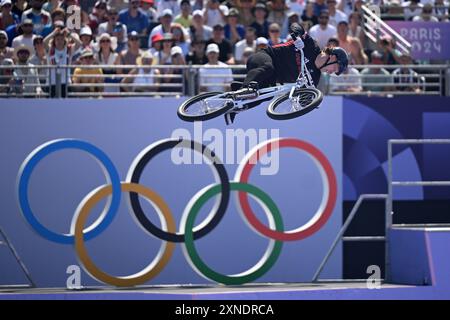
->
0, 0, 448, 96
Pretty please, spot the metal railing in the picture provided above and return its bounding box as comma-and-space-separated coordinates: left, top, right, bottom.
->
1, 64, 448, 98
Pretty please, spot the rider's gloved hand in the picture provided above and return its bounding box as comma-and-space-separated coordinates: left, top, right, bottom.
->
294, 38, 304, 51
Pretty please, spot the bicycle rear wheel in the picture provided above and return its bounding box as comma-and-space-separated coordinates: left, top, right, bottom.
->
177, 92, 234, 122
266, 88, 323, 120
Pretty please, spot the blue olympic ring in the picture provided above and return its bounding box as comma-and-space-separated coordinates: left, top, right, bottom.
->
17, 139, 121, 244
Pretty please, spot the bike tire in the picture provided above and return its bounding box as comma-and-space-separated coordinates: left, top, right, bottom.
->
177, 92, 233, 122
266, 87, 323, 120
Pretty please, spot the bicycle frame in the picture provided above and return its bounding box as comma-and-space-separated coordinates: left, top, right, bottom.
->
202, 48, 316, 114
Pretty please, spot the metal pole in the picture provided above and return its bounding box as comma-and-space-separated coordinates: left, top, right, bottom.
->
385, 140, 393, 282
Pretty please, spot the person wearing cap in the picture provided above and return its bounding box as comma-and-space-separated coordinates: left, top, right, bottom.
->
189, 9, 213, 42
255, 36, 268, 51
224, 7, 245, 46
140, 0, 158, 25
122, 50, 160, 93
149, 33, 163, 56
174, 0, 193, 29
250, 2, 269, 38
327, 0, 347, 27
199, 43, 233, 92
154, 32, 174, 66
159, 45, 187, 94
13, 43, 42, 95
206, 24, 234, 64
12, 19, 36, 54
98, 7, 128, 53
156, 0, 181, 18
40, 8, 65, 38
268, 23, 284, 46
308, 10, 337, 49
72, 49, 104, 93
234, 26, 256, 63
21, 0, 51, 35
203, 0, 229, 28
0, 30, 14, 64
147, 8, 174, 48
95, 33, 121, 93
186, 37, 207, 65
119, 0, 150, 36
119, 31, 143, 75
0, 0, 20, 30
359, 50, 392, 93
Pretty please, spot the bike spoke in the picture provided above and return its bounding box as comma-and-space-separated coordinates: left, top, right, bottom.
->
185, 99, 231, 116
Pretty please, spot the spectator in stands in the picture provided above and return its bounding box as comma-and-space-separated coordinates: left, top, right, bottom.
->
88, 0, 109, 35
309, 10, 337, 49
122, 50, 159, 92
327, 0, 347, 27
156, 0, 180, 18
235, 26, 256, 63
148, 8, 174, 48
378, 35, 401, 65
286, 0, 305, 15
199, 43, 232, 92
29, 35, 47, 84
233, 46, 253, 81
360, 50, 392, 93
434, 0, 449, 21
314, 0, 327, 16
119, 0, 149, 36
337, 0, 354, 16
385, 0, 404, 21
98, 7, 128, 53
174, 0, 192, 28
413, 3, 440, 21
203, 0, 228, 28
236, 0, 256, 27
301, 1, 318, 27
348, 12, 365, 49
251, 2, 269, 38
21, 0, 51, 35
140, 0, 158, 26
0, 0, 20, 30
171, 23, 189, 56
42, 0, 61, 13
224, 8, 245, 46
268, 23, 284, 46
348, 37, 368, 65
96, 32, 120, 93
189, 9, 213, 42
192, 0, 205, 12
336, 21, 352, 54
149, 33, 163, 56
41, 8, 65, 38
167, 45, 187, 94
13, 44, 42, 96
72, 26, 95, 64
45, 26, 81, 97
255, 36, 268, 51
267, 0, 288, 31
12, 0, 27, 20
282, 11, 300, 39
108, 0, 128, 12
12, 19, 36, 54
119, 31, 143, 73
329, 65, 362, 93
0, 30, 14, 64
392, 53, 422, 93
72, 49, 104, 94
207, 23, 234, 64
403, 0, 423, 21
0, 58, 15, 94
327, 37, 339, 47
186, 37, 207, 64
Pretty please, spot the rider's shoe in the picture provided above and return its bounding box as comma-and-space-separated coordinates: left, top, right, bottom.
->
233, 81, 259, 100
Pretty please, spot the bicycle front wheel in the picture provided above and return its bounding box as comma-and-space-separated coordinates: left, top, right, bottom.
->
267, 88, 323, 120
177, 92, 234, 122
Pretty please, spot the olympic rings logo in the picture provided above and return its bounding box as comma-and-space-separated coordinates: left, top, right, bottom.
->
17, 137, 337, 287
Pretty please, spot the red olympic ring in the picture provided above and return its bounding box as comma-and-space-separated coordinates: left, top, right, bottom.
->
235, 138, 337, 241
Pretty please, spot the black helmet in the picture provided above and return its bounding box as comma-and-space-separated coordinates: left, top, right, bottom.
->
289, 22, 305, 40
329, 47, 348, 75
